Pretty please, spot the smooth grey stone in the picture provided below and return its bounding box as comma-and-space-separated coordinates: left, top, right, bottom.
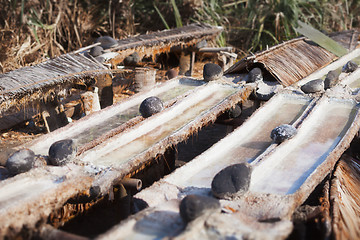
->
6, 149, 36, 176
139, 96, 164, 118
247, 67, 263, 83
48, 139, 77, 166
179, 194, 220, 223
342, 61, 358, 73
123, 52, 140, 66
300, 79, 324, 93
94, 36, 118, 49
95, 56, 105, 63
211, 163, 252, 200
203, 63, 223, 82
324, 70, 340, 89
89, 46, 104, 57
165, 69, 178, 80
271, 124, 297, 143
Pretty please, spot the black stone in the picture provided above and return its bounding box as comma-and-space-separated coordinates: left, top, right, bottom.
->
6, 149, 36, 176
139, 96, 164, 118
89, 46, 104, 57
203, 63, 223, 82
218, 104, 242, 120
95, 56, 105, 63
247, 67, 263, 83
211, 163, 252, 200
0, 166, 9, 180
300, 79, 324, 93
179, 194, 220, 223
48, 139, 77, 166
342, 60, 358, 73
165, 69, 178, 80
271, 124, 297, 143
123, 52, 140, 66
94, 36, 118, 49
324, 70, 340, 89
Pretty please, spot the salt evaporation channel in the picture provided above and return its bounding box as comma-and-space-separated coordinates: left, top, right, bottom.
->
96, 200, 183, 240
0, 165, 91, 236
163, 94, 312, 188
28, 78, 203, 156
250, 97, 360, 195
96, 94, 312, 240
339, 67, 360, 90
80, 82, 240, 168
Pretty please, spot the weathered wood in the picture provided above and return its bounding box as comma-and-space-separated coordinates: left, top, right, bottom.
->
133, 67, 156, 92
80, 88, 101, 116
225, 31, 360, 86
95, 74, 114, 109
189, 51, 195, 76
179, 53, 190, 75
198, 47, 233, 52
41, 100, 69, 133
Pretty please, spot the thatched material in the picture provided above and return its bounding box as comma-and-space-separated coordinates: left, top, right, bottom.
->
225, 31, 359, 87
109, 23, 222, 66
0, 53, 109, 114
111, 23, 222, 52
331, 155, 360, 240
225, 37, 337, 86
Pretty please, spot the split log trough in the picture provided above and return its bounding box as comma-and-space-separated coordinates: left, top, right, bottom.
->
0, 27, 360, 239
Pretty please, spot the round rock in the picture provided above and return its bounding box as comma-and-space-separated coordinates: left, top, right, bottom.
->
123, 52, 140, 66
139, 96, 164, 118
211, 163, 252, 200
300, 79, 324, 93
89, 46, 104, 57
48, 139, 77, 166
247, 67, 263, 83
219, 104, 242, 120
324, 70, 340, 89
203, 63, 223, 82
165, 69, 178, 80
94, 36, 118, 49
270, 124, 297, 143
6, 149, 36, 176
342, 61, 358, 73
179, 194, 220, 223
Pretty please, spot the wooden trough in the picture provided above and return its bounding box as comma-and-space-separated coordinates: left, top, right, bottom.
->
0, 79, 252, 238
1, 27, 360, 239
0, 23, 222, 131
21, 77, 205, 157
108, 93, 359, 239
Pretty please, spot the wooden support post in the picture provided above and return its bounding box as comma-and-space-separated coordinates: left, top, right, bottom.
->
134, 67, 156, 93
80, 87, 101, 116
179, 52, 190, 75
95, 74, 114, 109
41, 100, 69, 133
189, 51, 195, 76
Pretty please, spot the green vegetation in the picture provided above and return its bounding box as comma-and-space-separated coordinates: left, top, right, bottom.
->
1, 0, 359, 72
